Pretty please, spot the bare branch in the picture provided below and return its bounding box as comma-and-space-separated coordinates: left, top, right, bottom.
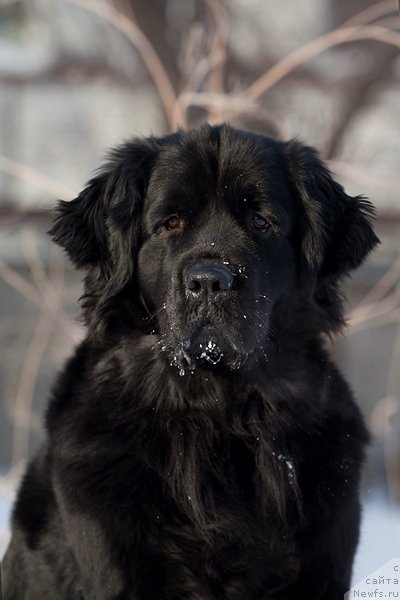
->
246, 26, 400, 101
341, 0, 398, 27
200, 0, 229, 122
352, 255, 400, 313
0, 154, 76, 199
67, 0, 183, 129
0, 259, 42, 307
176, 90, 288, 135
347, 309, 400, 333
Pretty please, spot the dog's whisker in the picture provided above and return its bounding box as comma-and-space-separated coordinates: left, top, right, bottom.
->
146, 303, 167, 325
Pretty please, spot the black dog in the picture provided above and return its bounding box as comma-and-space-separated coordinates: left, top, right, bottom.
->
3, 124, 378, 599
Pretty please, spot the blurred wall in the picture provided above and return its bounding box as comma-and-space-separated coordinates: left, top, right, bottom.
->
0, 0, 399, 544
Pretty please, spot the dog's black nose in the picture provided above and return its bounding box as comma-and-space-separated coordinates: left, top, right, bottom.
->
185, 265, 234, 299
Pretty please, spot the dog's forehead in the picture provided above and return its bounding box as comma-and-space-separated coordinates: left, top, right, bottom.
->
143, 128, 293, 223
150, 131, 272, 191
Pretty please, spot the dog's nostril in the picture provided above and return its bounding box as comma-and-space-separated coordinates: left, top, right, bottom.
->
190, 279, 202, 293
211, 280, 221, 292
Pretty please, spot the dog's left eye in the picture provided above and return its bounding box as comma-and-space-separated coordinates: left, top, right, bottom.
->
250, 214, 270, 232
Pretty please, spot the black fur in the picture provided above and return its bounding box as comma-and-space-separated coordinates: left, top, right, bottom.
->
3, 124, 379, 599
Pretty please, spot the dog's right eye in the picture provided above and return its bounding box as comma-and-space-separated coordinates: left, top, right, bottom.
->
161, 215, 182, 232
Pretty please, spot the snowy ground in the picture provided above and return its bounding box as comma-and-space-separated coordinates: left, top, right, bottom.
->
352, 493, 400, 585
1, 490, 399, 586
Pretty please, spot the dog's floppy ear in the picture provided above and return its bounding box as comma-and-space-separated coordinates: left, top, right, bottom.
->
49, 140, 158, 284
49, 139, 160, 337
49, 172, 109, 271
285, 140, 379, 282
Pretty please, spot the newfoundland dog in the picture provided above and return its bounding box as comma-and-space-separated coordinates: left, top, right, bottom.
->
4, 124, 378, 599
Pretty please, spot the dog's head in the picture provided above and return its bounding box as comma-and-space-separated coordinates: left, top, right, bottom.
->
50, 124, 379, 372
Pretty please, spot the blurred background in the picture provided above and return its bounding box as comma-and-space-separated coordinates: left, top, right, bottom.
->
0, 0, 399, 584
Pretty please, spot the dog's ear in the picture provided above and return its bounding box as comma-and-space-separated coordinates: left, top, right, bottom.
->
49, 172, 109, 271
285, 140, 379, 282
49, 140, 158, 285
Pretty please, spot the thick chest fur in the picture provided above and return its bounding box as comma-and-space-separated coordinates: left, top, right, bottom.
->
6, 342, 367, 600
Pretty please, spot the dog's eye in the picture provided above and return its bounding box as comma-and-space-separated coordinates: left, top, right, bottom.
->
163, 215, 182, 231
250, 214, 270, 233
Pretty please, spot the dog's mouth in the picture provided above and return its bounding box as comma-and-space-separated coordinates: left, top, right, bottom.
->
169, 323, 247, 374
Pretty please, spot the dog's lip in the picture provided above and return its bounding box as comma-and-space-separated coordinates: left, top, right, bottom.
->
170, 323, 249, 373
177, 323, 224, 366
